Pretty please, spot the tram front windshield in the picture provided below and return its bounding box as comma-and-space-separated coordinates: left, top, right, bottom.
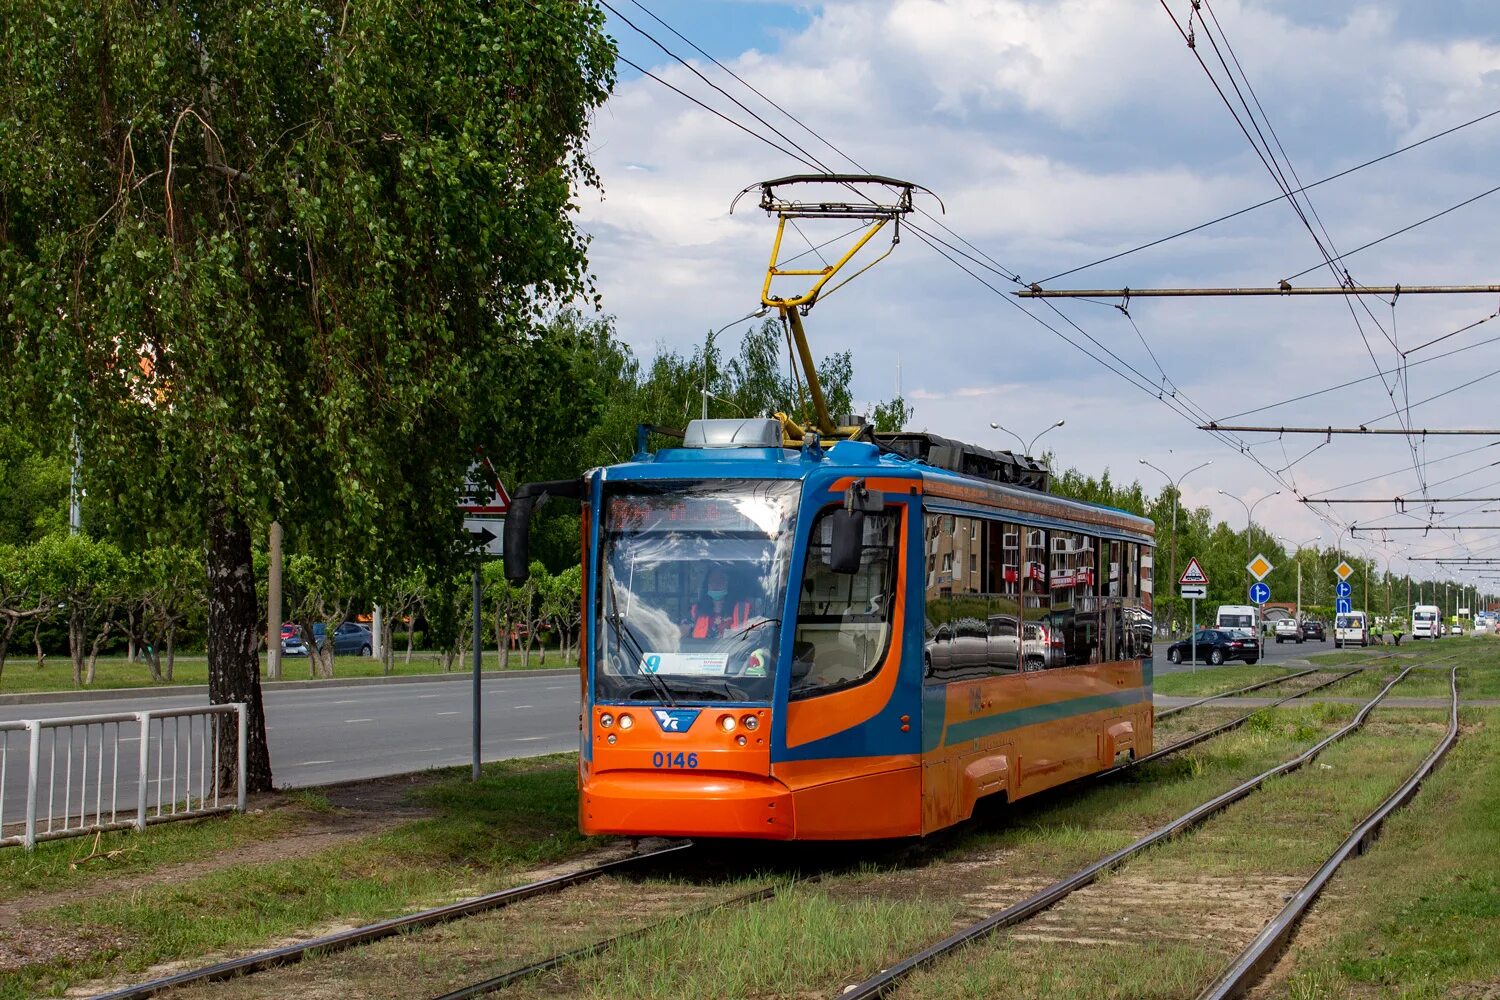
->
596, 481, 799, 703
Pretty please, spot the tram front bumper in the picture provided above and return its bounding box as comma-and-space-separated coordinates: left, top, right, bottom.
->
581, 770, 795, 840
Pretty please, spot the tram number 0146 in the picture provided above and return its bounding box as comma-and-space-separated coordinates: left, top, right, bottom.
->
652, 751, 698, 769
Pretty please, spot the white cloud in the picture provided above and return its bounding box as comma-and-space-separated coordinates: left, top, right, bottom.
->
575, 0, 1500, 576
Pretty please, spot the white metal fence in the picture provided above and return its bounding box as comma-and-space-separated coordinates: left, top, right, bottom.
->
0, 704, 246, 850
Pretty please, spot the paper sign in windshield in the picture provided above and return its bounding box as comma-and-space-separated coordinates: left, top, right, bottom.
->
640, 652, 729, 676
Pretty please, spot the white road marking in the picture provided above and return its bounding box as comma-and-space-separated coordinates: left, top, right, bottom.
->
544, 686, 566, 691
511, 705, 534, 710
513, 736, 550, 742
416, 694, 442, 700
436, 711, 460, 717
118, 737, 140, 743
295, 760, 335, 766
344, 718, 374, 724
414, 747, 444, 753
331, 699, 357, 705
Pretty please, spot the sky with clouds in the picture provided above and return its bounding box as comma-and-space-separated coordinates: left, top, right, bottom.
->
575, 0, 1500, 588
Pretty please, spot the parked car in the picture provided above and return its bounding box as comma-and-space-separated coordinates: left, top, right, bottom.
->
1301, 619, 1326, 641
311, 622, 374, 656
1450, 623, 1463, 635
1274, 618, 1304, 644
280, 622, 300, 641
1164, 629, 1259, 666
281, 632, 309, 657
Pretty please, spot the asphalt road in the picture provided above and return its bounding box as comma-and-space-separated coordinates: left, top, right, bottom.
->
1152, 633, 1329, 673
1, 671, 582, 828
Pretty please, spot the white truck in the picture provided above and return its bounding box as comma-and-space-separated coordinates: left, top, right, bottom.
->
1336, 611, 1371, 648
1411, 605, 1441, 640
1216, 605, 1259, 638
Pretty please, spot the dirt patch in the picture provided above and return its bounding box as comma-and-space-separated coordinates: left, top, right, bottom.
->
0, 922, 126, 976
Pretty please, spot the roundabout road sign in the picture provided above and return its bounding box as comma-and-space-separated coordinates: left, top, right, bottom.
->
1249, 582, 1271, 605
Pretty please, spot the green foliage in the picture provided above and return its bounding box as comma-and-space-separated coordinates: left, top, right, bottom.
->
0, 0, 616, 587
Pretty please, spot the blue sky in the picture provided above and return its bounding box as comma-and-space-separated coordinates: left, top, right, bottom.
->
577, 1, 1500, 584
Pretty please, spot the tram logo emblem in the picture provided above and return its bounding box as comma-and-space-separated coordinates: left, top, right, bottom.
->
653, 709, 701, 732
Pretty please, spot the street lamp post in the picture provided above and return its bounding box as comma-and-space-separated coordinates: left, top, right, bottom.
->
1139, 458, 1212, 636
1219, 489, 1281, 657
1279, 534, 1320, 624
990, 419, 1065, 464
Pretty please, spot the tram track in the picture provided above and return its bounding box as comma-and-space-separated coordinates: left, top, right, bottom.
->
95, 658, 1420, 1000
837, 662, 1428, 999
1196, 664, 1461, 1000
92, 842, 695, 1000
415, 665, 1386, 999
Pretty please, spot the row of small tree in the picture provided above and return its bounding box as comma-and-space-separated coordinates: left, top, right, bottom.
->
0, 536, 200, 686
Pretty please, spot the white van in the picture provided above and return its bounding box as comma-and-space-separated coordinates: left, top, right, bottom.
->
1335, 611, 1370, 648
1411, 605, 1441, 639
1216, 605, 1259, 639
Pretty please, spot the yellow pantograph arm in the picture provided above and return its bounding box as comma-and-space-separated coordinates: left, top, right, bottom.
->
760, 215, 890, 310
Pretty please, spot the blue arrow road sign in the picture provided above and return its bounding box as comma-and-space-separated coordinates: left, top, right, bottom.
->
1336, 581, 1352, 598
1250, 582, 1271, 605
1337, 597, 1353, 614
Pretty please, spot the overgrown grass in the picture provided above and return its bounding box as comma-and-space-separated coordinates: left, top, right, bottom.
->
0, 754, 596, 1000
0, 648, 569, 695
1152, 663, 1300, 698
1273, 708, 1500, 998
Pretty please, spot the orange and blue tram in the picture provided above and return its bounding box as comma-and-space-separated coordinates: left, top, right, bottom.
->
506, 419, 1155, 840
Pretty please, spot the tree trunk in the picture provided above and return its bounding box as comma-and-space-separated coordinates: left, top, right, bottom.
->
164, 625, 176, 681
85, 621, 111, 685
0, 614, 16, 682
33, 621, 45, 669
68, 608, 85, 686
0, 616, 12, 684
205, 504, 273, 793
404, 619, 414, 664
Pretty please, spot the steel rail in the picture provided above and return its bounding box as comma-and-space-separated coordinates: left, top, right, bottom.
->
430, 882, 784, 1000
1127, 667, 1362, 768
1196, 665, 1462, 1000
95, 842, 693, 1000
838, 665, 1419, 999
1154, 665, 1324, 719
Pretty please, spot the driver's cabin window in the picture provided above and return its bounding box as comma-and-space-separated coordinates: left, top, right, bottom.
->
792, 507, 900, 700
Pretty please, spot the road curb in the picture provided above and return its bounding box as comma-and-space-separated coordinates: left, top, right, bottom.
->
0, 667, 577, 707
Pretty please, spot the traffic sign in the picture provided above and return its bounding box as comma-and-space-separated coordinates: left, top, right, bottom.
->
1334, 560, 1354, 582
1335, 581, 1352, 598
1249, 582, 1271, 605
1336, 597, 1353, 614
457, 453, 510, 516
1179, 557, 1210, 586
464, 517, 504, 557
1180, 584, 1207, 600
1247, 553, 1274, 581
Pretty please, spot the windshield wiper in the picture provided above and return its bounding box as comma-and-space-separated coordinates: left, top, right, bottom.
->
736, 618, 781, 642
606, 578, 676, 707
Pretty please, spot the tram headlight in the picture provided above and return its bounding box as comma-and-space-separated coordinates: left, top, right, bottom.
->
618, 713, 634, 730
600, 713, 614, 729
718, 714, 737, 733
740, 715, 759, 731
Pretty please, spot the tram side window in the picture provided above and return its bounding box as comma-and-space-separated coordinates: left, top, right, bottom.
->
923, 514, 1020, 681
1021, 526, 1052, 670
791, 507, 900, 700
1046, 529, 1099, 666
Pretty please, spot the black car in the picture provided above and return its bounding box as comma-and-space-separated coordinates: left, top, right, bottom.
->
1163, 629, 1259, 666
1301, 619, 1326, 641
